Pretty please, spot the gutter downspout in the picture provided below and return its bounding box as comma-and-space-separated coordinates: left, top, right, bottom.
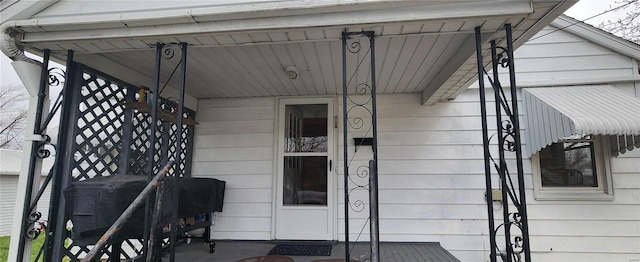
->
1, 21, 39, 63
1, 22, 42, 95
1, 21, 50, 262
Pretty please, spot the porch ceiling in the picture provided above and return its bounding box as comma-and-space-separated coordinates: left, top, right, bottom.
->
9, 0, 576, 104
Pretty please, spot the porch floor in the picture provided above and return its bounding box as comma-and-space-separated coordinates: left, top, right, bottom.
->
164, 239, 461, 262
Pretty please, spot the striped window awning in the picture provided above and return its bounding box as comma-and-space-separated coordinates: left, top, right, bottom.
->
522, 85, 640, 157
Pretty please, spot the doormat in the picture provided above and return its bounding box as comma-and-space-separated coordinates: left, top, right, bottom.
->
268, 244, 332, 256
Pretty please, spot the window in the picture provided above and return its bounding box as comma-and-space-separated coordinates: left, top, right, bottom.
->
532, 135, 613, 200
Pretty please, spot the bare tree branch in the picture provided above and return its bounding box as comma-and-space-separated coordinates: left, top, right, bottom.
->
0, 85, 29, 149
599, 0, 640, 44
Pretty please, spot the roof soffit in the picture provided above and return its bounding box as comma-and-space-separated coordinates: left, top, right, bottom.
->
2, 0, 578, 103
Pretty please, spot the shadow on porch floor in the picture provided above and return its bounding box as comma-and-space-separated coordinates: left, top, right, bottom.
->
165, 239, 461, 262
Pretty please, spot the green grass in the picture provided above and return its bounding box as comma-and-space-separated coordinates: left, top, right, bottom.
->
0, 234, 46, 262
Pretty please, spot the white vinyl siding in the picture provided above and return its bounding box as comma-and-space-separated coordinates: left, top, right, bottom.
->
338, 93, 498, 262
188, 22, 640, 260
192, 97, 276, 240
0, 174, 51, 236
0, 175, 21, 236
367, 92, 639, 261
191, 90, 639, 261
0, 149, 53, 236
504, 26, 638, 85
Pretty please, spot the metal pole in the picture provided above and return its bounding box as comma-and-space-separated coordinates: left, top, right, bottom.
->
47, 50, 76, 261
505, 23, 532, 262
491, 40, 512, 262
169, 42, 188, 262
83, 162, 174, 262
368, 160, 379, 262
367, 32, 380, 262
27, 168, 53, 216
341, 31, 351, 262
475, 26, 498, 262
143, 43, 164, 258
117, 86, 136, 176
146, 180, 167, 261
15, 49, 50, 261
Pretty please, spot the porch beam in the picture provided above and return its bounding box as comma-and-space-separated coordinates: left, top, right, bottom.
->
420, 32, 492, 105
13, 2, 532, 43
43, 29, 495, 55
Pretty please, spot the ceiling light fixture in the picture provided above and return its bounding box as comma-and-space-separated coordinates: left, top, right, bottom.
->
285, 65, 299, 80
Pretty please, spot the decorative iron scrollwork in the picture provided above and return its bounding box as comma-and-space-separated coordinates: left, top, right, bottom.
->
494, 46, 510, 68
347, 40, 362, 53
342, 31, 380, 262
162, 46, 175, 59
346, 164, 370, 213
344, 36, 375, 214
501, 120, 516, 152
476, 24, 531, 262
495, 212, 525, 262
48, 67, 66, 87
348, 195, 366, 213
36, 135, 52, 159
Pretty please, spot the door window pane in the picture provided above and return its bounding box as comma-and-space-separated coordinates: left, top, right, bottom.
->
283, 156, 327, 206
284, 104, 328, 152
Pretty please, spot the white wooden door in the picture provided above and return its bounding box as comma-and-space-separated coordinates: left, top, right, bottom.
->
276, 98, 335, 240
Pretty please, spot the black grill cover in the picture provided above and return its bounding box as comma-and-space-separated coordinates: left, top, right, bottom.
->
63, 175, 225, 245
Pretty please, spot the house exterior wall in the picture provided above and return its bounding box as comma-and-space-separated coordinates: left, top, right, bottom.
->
192, 24, 640, 261
528, 148, 640, 261
509, 27, 640, 261
504, 26, 639, 86
192, 97, 277, 240
193, 90, 640, 261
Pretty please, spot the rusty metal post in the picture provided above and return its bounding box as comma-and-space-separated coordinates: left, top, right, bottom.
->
146, 179, 167, 261
82, 161, 174, 262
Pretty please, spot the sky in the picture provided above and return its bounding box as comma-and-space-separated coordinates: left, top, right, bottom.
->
564, 0, 631, 26
0, 0, 631, 91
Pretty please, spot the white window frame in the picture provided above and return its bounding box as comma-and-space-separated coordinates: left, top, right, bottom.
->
531, 136, 614, 201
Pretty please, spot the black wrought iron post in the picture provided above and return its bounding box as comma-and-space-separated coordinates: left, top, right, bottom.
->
505, 23, 532, 262
341, 30, 380, 262
15, 49, 50, 262
368, 32, 380, 262
475, 26, 498, 262
47, 50, 78, 261
142, 43, 164, 259
476, 23, 531, 262
33, 51, 69, 262
169, 42, 188, 262
341, 32, 351, 262
491, 39, 513, 262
